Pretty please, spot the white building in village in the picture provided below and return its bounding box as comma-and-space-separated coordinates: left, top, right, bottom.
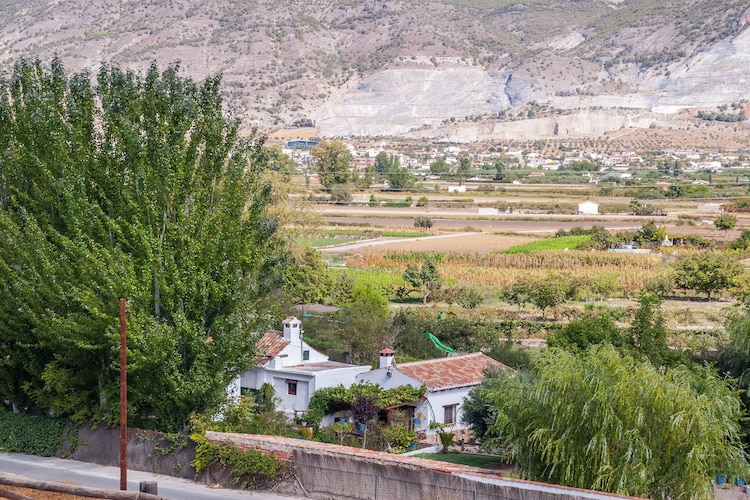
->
230, 317, 370, 420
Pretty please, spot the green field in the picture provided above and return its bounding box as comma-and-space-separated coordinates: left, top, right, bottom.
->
501, 235, 591, 254
413, 452, 507, 469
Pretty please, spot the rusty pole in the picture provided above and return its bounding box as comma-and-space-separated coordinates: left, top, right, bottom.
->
119, 297, 127, 491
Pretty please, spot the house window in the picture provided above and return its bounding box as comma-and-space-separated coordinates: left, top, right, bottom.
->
443, 405, 457, 425
287, 380, 298, 396
303, 350, 310, 361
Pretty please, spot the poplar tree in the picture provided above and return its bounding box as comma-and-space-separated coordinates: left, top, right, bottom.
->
0, 59, 287, 430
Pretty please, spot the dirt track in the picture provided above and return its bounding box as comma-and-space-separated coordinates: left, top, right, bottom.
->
320, 232, 539, 254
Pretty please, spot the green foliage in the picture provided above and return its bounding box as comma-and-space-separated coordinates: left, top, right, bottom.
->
500, 282, 531, 310
673, 251, 744, 299
312, 140, 352, 187
413, 453, 505, 468
374, 151, 397, 174
715, 213, 738, 233
381, 424, 416, 453
501, 235, 590, 253
0, 59, 285, 430
414, 216, 434, 229
627, 292, 680, 366
386, 165, 415, 191
338, 283, 391, 364
329, 186, 353, 204
306, 383, 426, 427
191, 433, 287, 488
190, 395, 296, 438
730, 230, 750, 250
485, 341, 536, 371
547, 314, 623, 351
484, 345, 750, 499
328, 421, 352, 445
528, 272, 576, 316
281, 246, 334, 304
442, 284, 485, 309
429, 158, 450, 175
0, 408, 67, 456
403, 260, 443, 304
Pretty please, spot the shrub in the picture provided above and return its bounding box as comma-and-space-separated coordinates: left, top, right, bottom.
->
191, 433, 287, 488
330, 186, 352, 204
381, 424, 416, 453
414, 216, 434, 229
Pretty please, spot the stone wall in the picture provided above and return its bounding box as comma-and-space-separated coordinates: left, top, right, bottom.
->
206, 432, 641, 500
60, 425, 198, 480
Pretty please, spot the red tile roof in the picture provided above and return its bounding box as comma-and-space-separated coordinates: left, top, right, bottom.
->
256, 330, 289, 365
394, 353, 508, 391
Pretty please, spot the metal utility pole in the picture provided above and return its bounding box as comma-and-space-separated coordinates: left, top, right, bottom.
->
119, 298, 127, 491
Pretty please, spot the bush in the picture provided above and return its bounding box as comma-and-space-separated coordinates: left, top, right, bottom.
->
414, 216, 434, 229
0, 408, 67, 456
381, 424, 416, 453
330, 186, 352, 204
191, 433, 287, 488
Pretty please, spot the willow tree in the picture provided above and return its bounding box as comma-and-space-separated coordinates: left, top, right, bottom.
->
0, 58, 288, 431
480, 345, 749, 499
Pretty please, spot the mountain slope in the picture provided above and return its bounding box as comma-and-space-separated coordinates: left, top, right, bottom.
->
1, 0, 748, 139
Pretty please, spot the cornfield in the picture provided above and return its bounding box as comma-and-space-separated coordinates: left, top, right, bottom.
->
348, 249, 669, 298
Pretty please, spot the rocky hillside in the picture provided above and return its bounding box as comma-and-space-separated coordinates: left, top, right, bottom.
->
1, 0, 749, 140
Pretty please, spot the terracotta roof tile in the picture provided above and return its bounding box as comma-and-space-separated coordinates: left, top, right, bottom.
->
256, 330, 289, 365
395, 353, 508, 391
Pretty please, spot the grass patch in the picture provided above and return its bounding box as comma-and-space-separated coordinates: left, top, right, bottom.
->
335, 268, 405, 288
298, 237, 359, 247
413, 452, 506, 469
501, 235, 590, 254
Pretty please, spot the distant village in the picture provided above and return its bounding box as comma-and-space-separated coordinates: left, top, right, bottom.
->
280, 138, 750, 188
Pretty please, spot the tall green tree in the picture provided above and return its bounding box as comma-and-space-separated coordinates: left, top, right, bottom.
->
339, 283, 390, 366
374, 151, 395, 174
478, 345, 749, 499
312, 140, 352, 188
429, 158, 449, 175
627, 292, 681, 366
386, 165, 415, 191
0, 59, 288, 430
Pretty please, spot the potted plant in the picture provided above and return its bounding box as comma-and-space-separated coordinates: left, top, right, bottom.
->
430, 422, 455, 453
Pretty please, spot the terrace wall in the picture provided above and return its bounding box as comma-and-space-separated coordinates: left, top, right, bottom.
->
206, 432, 641, 500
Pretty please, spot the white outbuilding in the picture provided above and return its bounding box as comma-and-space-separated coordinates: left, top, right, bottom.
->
578, 200, 599, 215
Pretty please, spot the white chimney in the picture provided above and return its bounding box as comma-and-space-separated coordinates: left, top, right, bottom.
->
379, 348, 395, 369
283, 316, 302, 345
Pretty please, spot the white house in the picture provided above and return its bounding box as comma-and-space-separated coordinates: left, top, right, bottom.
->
578, 200, 599, 215
231, 317, 371, 420
355, 350, 509, 438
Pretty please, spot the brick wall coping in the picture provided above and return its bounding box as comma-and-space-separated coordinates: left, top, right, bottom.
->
205, 432, 641, 499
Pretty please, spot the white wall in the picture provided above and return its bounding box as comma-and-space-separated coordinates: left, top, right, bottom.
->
273, 375, 311, 416
356, 367, 417, 390
314, 366, 372, 391
425, 387, 473, 430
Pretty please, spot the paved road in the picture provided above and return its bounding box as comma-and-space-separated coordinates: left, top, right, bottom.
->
0, 452, 301, 500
